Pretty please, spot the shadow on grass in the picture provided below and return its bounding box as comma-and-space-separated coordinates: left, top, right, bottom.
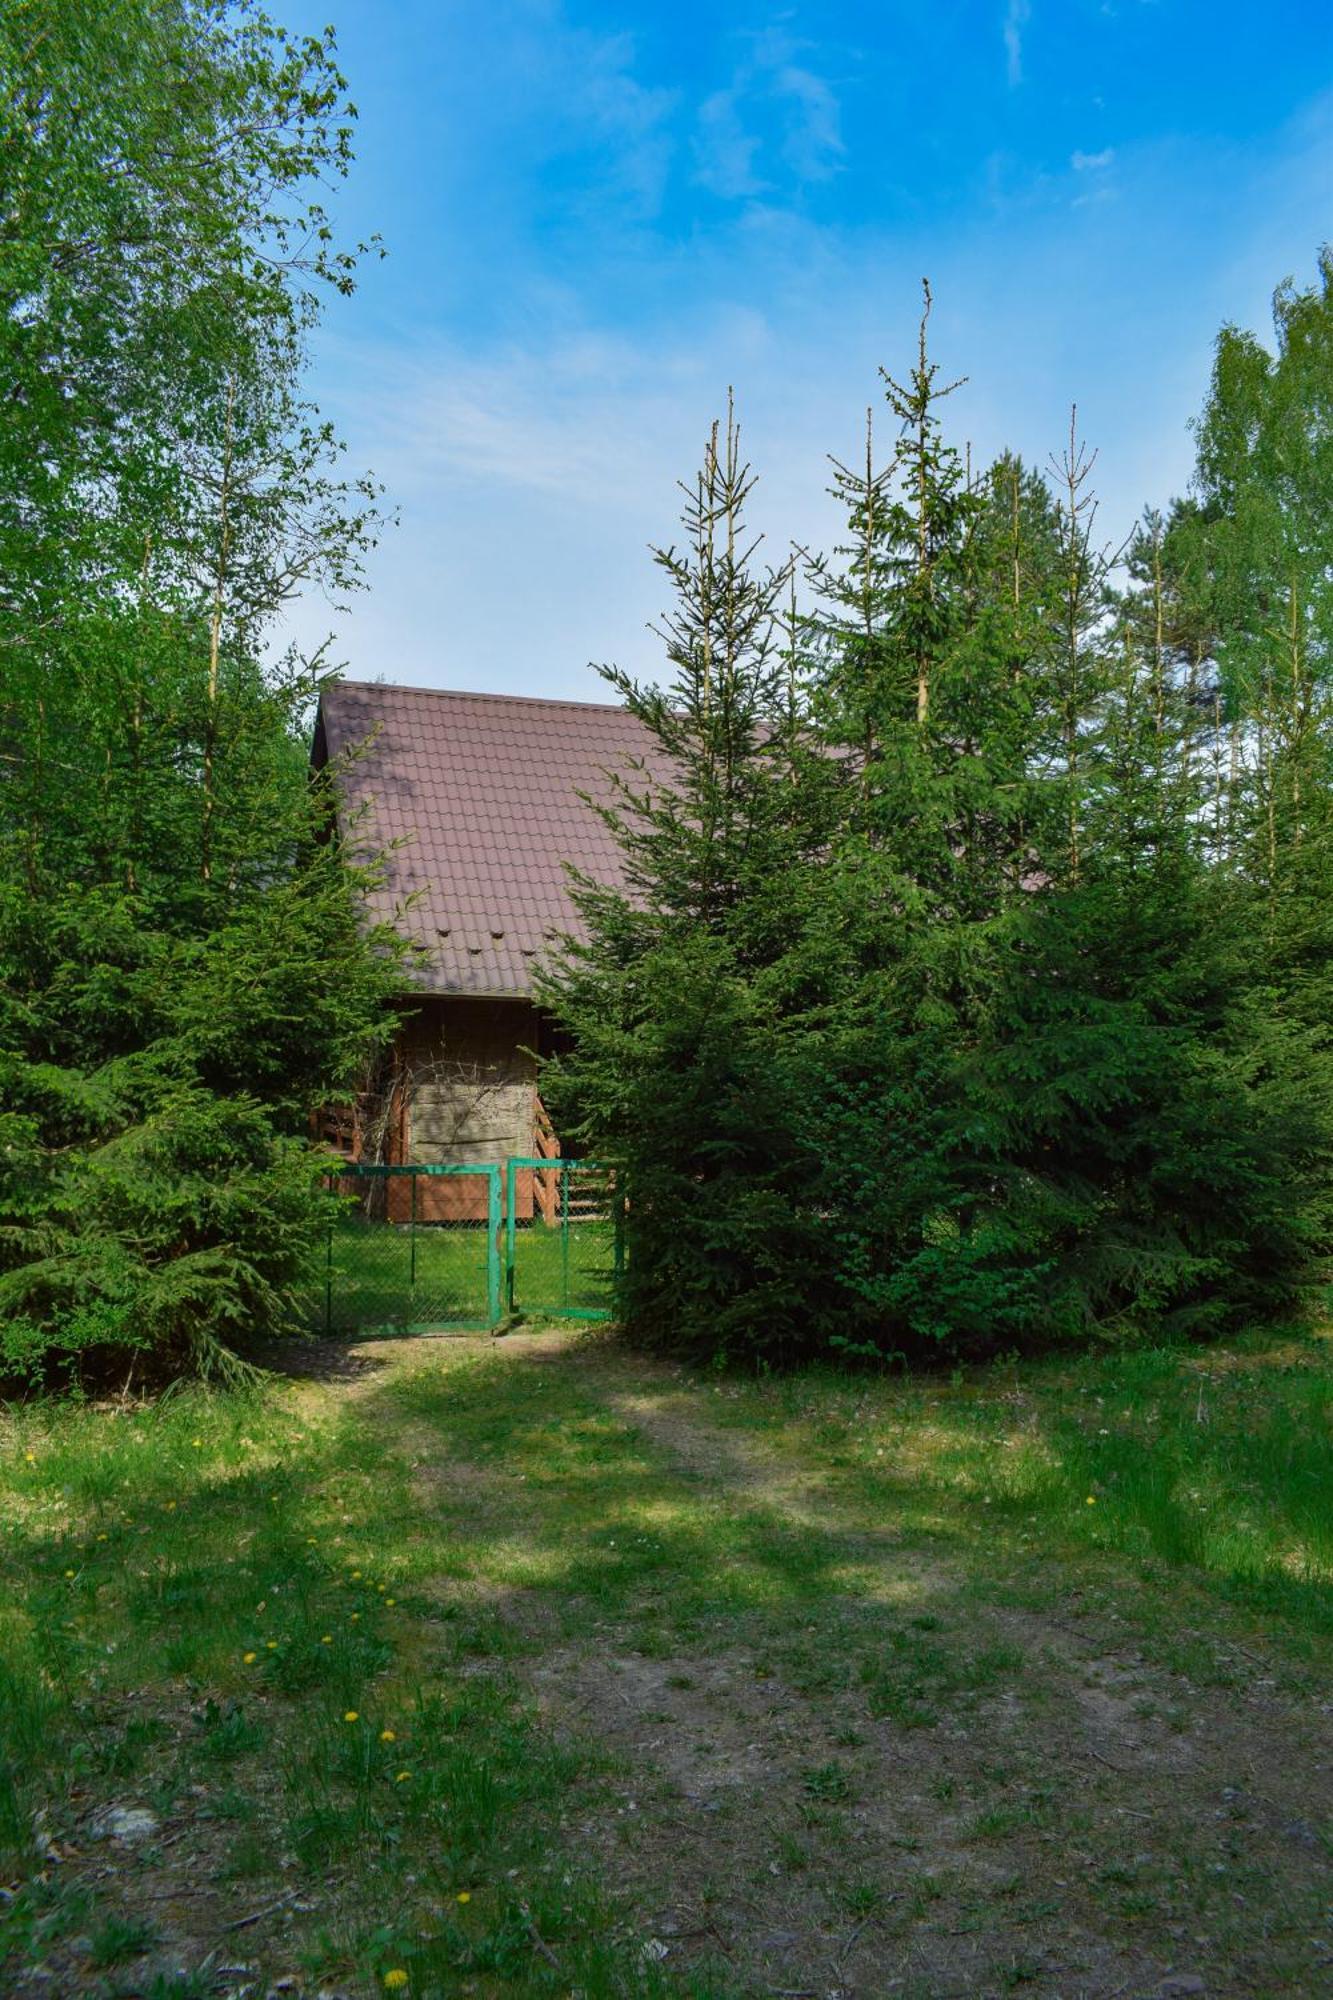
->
0, 1373, 738, 1998
4, 1324, 1330, 1998
343, 1326, 1333, 1654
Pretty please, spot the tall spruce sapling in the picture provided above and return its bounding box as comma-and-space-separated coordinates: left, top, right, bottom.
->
969, 445, 1326, 1343
801, 294, 1066, 1355
539, 405, 839, 1360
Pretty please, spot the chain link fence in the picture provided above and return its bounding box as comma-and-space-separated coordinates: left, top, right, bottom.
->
314, 1159, 621, 1335
505, 1158, 621, 1322
318, 1164, 502, 1334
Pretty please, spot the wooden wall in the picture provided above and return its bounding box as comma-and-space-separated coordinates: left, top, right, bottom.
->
390, 997, 539, 1222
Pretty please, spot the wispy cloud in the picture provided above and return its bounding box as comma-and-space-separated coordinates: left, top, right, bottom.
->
773, 61, 845, 181
567, 31, 678, 219
284, 7, 1333, 702
1004, 0, 1031, 87
695, 89, 766, 199
692, 27, 846, 202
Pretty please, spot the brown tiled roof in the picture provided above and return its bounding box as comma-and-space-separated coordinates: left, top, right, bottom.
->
314, 681, 666, 997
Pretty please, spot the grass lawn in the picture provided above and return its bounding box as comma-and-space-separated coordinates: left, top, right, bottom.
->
1, 1325, 1330, 1998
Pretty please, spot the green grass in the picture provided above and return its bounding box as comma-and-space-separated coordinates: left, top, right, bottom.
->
1, 1324, 1330, 1997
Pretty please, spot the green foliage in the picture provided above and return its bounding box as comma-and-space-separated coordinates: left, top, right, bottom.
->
545, 267, 1333, 1365
540, 406, 844, 1360
0, 3, 405, 1385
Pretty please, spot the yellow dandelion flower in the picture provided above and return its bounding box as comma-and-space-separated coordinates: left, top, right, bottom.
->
321, 1635, 333, 1645
380, 1728, 396, 1743
191, 1438, 202, 1448
266, 1641, 278, 1651
457, 1890, 471, 1904
244, 1651, 257, 1664
395, 1770, 410, 1783
350, 1611, 361, 1622
343, 1710, 359, 1723
96, 1533, 108, 1542
351, 1570, 362, 1580
386, 1597, 396, 1607
1085, 1495, 1097, 1506
64, 1569, 75, 1579
377, 1584, 386, 1593
383, 1973, 409, 1992
165, 1500, 177, 1511
24, 1451, 35, 1464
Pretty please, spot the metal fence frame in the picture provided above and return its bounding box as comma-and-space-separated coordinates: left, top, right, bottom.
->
320, 1158, 624, 1336
505, 1156, 621, 1321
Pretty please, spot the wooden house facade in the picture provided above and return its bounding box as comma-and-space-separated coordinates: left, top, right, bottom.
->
311, 681, 663, 1220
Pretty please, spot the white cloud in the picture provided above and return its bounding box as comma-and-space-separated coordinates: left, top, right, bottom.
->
569, 31, 678, 219
1004, 0, 1032, 87
774, 62, 846, 182
283, 92, 1333, 704
690, 27, 846, 204
1071, 147, 1116, 171
695, 89, 766, 199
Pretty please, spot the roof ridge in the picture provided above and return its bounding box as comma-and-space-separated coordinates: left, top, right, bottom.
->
327, 679, 633, 715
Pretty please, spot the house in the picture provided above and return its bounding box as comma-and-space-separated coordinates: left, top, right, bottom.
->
311, 680, 663, 1220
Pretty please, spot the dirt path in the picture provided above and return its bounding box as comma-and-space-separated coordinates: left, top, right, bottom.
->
411, 1336, 1333, 2000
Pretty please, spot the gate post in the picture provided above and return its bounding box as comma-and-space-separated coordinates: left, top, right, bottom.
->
560, 1161, 570, 1309
505, 1157, 518, 1314
487, 1165, 503, 1329
613, 1178, 626, 1284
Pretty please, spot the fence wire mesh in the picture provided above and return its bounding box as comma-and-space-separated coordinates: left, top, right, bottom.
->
505, 1158, 621, 1321
319, 1164, 501, 1334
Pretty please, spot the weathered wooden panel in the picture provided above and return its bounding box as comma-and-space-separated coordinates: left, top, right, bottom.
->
387, 998, 540, 1221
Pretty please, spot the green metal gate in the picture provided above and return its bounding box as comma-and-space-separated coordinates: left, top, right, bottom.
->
319, 1163, 502, 1334
505, 1157, 622, 1321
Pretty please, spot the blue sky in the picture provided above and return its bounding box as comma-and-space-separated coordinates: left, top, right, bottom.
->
282, 0, 1333, 700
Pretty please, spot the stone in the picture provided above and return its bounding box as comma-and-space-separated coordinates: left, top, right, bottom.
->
87, 1805, 158, 1845
1158, 1975, 1207, 1998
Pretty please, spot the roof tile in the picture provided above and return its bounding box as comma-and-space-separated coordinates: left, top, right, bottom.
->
317, 681, 666, 997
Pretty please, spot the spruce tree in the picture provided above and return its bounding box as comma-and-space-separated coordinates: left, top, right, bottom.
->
540, 406, 842, 1360
0, 2, 403, 1384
